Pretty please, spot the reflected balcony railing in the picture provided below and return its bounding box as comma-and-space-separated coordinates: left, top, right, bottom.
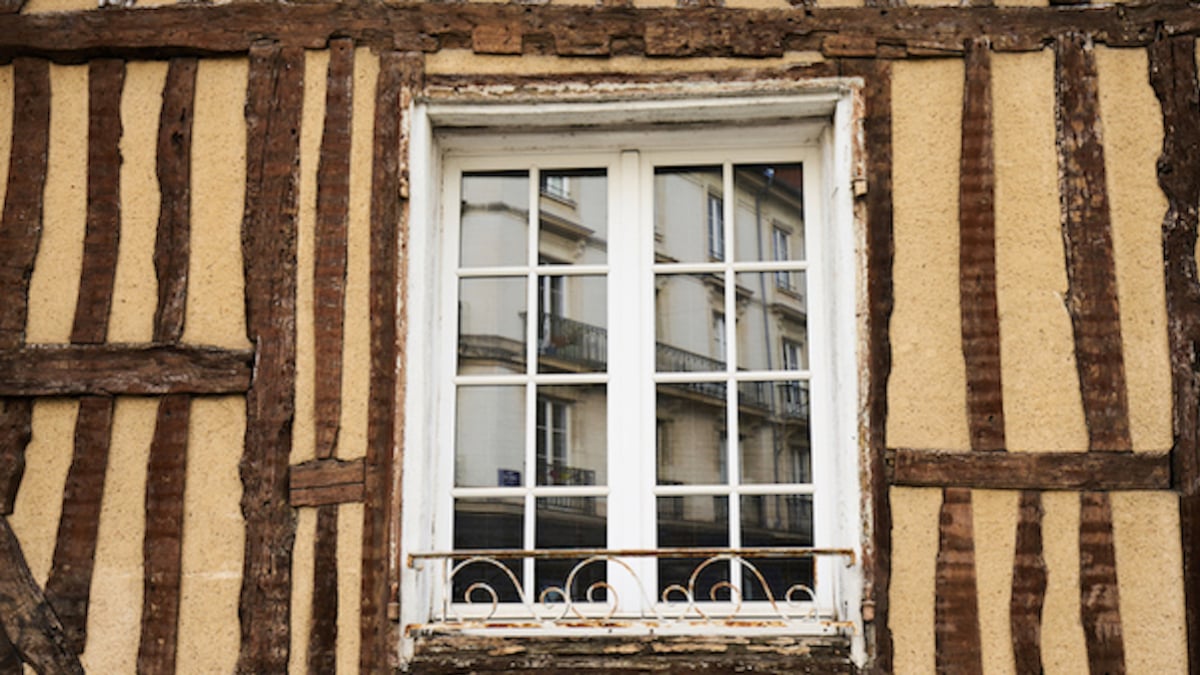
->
537, 460, 597, 515
407, 547, 855, 631
536, 313, 607, 369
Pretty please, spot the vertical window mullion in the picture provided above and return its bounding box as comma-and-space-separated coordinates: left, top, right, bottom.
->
524, 168, 540, 595
722, 163, 742, 559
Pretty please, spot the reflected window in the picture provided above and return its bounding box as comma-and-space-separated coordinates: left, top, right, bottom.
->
707, 192, 725, 261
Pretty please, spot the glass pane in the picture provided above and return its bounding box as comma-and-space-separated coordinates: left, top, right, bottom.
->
535, 385, 607, 486
458, 277, 527, 375
733, 163, 805, 262
654, 166, 724, 264
655, 274, 726, 372
537, 275, 607, 373
539, 169, 607, 265
453, 497, 524, 603
656, 384, 727, 485
734, 272, 807, 372
740, 380, 811, 485
658, 496, 730, 599
460, 171, 529, 268
455, 385, 525, 487
740, 495, 813, 601
536, 497, 607, 602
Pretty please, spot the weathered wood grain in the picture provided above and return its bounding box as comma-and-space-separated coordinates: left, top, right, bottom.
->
889, 449, 1171, 491
1055, 33, 1127, 673
0, 5, 1199, 61
0, 58, 49, 518
0, 621, 18, 675
1148, 31, 1200, 674
0, 344, 253, 396
840, 59, 893, 675
152, 57, 196, 344
934, 487, 982, 674
43, 59, 125, 655
137, 394, 189, 675
0, 0, 24, 15
291, 456, 365, 507
0, 518, 83, 674
1010, 490, 1046, 675
361, 49, 408, 675
309, 505, 338, 675
237, 42, 303, 675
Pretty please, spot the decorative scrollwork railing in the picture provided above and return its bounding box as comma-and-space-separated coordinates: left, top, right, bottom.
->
407, 547, 855, 630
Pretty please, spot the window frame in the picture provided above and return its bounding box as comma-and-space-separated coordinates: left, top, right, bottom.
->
401, 89, 865, 666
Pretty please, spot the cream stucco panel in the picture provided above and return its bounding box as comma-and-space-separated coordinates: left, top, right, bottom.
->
10, 399, 79, 585
20, 0, 90, 13
888, 487, 941, 674
186, 58, 250, 349
27, 64, 87, 345
81, 397, 155, 674
0, 65, 12, 216
338, 503, 365, 674
1112, 492, 1186, 673
993, 50, 1088, 454
972, 489, 1018, 675
888, 58, 969, 451
289, 508, 317, 674
178, 396, 245, 673
1040, 492, 1088, 674
1094, 46, 1172, 453
110, 61, 168, 344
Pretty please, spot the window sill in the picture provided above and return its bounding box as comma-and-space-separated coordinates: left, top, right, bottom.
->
406, 633, 856, 673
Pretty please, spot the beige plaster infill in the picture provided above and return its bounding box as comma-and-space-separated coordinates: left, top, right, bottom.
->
888, 487, 941, 674
1111, 492, 1186, 672
887, 58, 970, 451
971, 489, 1018, 675
81, 397, 155, 674
289, 508, 317, 674
1040, 491, 1088, 674
26, 64, 87, 345
993, 50, 1088, 454
9, 399, 79, 584
338, 48, 379, 462
178, 396, 245, 673
337, 503, 365, 673
0, 65, 12, 216
20, 0, 90, 13
186, 58, 250, 349
424, 51, 825, 77
110, 61, 168, 344
1094, 46, 1172, 453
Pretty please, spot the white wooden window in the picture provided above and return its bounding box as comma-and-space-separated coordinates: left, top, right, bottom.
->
402, 92, 863, 664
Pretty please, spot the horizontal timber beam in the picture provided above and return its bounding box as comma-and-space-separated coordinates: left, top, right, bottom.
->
290, 458, 365, 507
888, 448, 1171, 491
0, 344, 253, 396
0, 5, 1198, 62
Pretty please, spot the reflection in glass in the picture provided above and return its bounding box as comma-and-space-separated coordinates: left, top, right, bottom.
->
537, 275, 607, 373
458, 277, 527, 374
740, 380, 811, 485
455, 386, 525, 487
740, 495, 813, 600
655, 274, 726, 371
536, 497, 607, 602
536, 385, 607, 486
654, 166, 723, 264
734, 272, 807, 372
655, 385, 726, 485
461, 172, 529, 268
539, 169, 608, 266
453, 497, 524, 602
658, 495, 730, 598
733, 163, 805, 263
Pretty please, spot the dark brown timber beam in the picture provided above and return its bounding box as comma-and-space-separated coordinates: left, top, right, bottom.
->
889, 449, 1171, 491
1, 5, 1200, 62
0, 344, 253, 396
1148, 30, 1200, 674
138, 55, 198, 675
290, 458, 365, 508
237, 42, 303, 675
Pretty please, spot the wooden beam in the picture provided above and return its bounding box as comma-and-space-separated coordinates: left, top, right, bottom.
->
44, 58, 125, 655
237, 42, 303, 675
935, 487, 982, 675
1, 5, 1200, 62
138, 56, 197, 675
1055, 33, 1127, 673
889, 449, 1171, 491
0, 519, 82, 674
289, 457, 365, 507
1010, 491, 1047, 675
0, 344, 253, 396
1148, 31, 1200, 674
